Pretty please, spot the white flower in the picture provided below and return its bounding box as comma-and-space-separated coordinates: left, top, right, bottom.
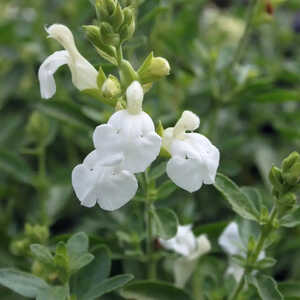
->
162, 111, 220, 193
93, 81, 161, 173
219, 222, 265, 282
160, 225, 211, 287
72, 150, 138, 211
38, 24, 98, 99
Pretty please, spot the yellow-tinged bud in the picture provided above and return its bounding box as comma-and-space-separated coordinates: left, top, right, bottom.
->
282, 152, 300, 186
101, 75, 121, 98
25, 224, 49, 244
138, 52, 170, 84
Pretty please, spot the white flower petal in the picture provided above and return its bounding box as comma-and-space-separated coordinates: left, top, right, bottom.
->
38, 50, 69, 99
218, 222, 244, 255
227, 263, 244, 282
166, 133, 219, 192
93, 124, 124, 166
189, 234, 211, 260
174, 256, 196, 288
160, 225, 197, 257
71, 163, 99, 207
43, 24, 98, 94
97, 167, 138, 211
94, 110, 161, 173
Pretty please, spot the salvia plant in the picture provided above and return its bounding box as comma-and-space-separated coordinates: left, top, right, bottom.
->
1, 0, 300, 299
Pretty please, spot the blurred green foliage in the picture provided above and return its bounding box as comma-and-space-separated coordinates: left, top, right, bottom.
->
2, 0, 300, 299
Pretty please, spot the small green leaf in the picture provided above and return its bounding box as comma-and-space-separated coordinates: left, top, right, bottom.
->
255, 257, 277, 269
280, 207, 300, 228
37, 285, 68, 300
152, 208, 178, 239
67, 232, 89, 256
84, 274, 134, 299
156, 180, 177, 200
241, 187, 263, 214
30, 244, 54, 266
148, 162, 167, 181
214, 173, 259, 221
121, 280, 192, 300
250, 274, 283, 300
0, 268, 48, 297
73, 246, 111, 298
70, 253, 94, 273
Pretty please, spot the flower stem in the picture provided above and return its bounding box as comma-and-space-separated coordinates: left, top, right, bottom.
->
37, 146, 48, 226
144, 170, 156, 279
229, 207, 278, 300
228, 0, 258, 73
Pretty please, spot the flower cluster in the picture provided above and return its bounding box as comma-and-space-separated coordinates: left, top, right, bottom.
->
38, 23, 220, 211
159, 225, 211, 287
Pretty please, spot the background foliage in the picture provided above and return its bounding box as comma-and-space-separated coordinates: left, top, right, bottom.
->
1, 0, 300, 299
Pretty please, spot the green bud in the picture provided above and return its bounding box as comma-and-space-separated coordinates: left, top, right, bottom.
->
10, 238, 30, 256
247, 236, 256, 254
138, 52, 170, 83
259, 205, 269, 225
269, 166, 283, 190
119, 59, 139, 88
83, 25, 117, 61
282, 152, 300, 186
96, 0, 116, 19
111, 3, 124, 31
99, 22, 120, 46
101, 75, 121, 98
26, 111, 49, 145
282, 151, 300, 173
25, 224, 49, 244
119, 7, 135, 42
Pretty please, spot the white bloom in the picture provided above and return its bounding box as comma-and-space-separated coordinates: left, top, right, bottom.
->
93, 81, 161, 173
38, 24, 98, 99
219, 222, 265, 282
160, 225, 211, 287
72, 150, 138, 211
163, 111, 220, 193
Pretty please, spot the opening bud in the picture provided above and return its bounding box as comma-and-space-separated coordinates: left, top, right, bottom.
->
173, 111, 200, 139
101, 75, 121, 98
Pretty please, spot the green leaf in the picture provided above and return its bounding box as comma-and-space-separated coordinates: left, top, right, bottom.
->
255, 257, 277, 269
156, 180, 177, 200
67, 232, 89, 256
250, 274, 283, 300
36, 285, 68, 300
241, 187, 263, 214
0, 268, 48, 297
152, 208, 178, 239
70, 253, 94, 273
84, 274, 134, 299
0, 149, 34, 184
148, 162, 167, 181
30, 244, 54, 266
214, 173, 259, 221
280, 207, 300, 228
279, 281, 300, 298
73, 246, 111, 298
121, 280, 192, 300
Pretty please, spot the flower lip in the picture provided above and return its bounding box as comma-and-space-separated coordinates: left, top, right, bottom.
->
173, 110, 200, 139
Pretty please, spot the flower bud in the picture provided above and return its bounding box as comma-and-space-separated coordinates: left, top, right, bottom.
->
119, 7, 135, 42
10, 238, 30, 256
138, 52, 170, 84
101, 75, 121, 98
25, 224, 49, 244
269, 166, 283, 190
282, 151, 300, 173
110, 3, 124, 31
99, 22, 120, 46
282, 152, 300, 186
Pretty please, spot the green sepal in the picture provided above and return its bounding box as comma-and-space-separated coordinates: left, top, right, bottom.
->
119, 59, 139, 88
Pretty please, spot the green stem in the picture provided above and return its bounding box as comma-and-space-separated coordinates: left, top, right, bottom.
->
144, 171, 156, 279
228, 0, 258, 73
230, 207, 278, 300
37, 147, 48, 226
